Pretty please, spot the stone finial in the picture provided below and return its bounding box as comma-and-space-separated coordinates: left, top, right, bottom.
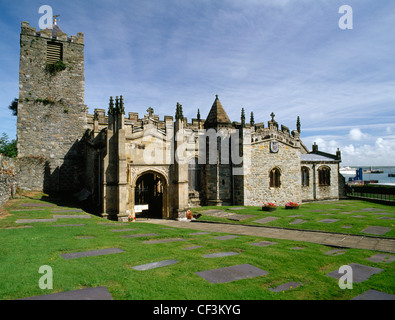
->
119, 96, 125, 114
197, 109, 201, 121
297, 116, 301, 133
175, 102, 184, 121
108, 96, 114, 115
241, 108, 246, 127
250, 112, 255, 126
270, 112, 275, 122
147, 107, 154, 117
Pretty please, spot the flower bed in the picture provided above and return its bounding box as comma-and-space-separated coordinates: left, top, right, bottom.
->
285, 202, 299, 210
262, 202, 277, 212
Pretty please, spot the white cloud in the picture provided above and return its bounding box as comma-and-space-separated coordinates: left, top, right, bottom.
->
348, 128, 368, 141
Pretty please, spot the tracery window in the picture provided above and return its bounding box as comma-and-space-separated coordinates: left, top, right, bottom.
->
318, 166, 331, 186
269, 167, 281, 188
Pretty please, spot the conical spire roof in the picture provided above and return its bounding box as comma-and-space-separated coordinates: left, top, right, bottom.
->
204, 95, 231, 129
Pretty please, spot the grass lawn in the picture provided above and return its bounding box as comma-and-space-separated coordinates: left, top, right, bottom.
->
0, 193, 394, 300
190, 200, 395, 238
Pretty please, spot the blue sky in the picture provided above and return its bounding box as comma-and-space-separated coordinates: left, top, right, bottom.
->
1, 0, 394, 166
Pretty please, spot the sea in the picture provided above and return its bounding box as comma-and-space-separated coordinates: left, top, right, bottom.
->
341, 166, 395, 186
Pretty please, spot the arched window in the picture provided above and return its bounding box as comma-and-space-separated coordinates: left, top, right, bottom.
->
301, 166, 310, 187
188, 158, 201, 191
269, 167, 281, 188
318, 166, 331, 186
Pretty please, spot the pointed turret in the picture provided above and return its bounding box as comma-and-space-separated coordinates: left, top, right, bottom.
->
204, 95, 231, 129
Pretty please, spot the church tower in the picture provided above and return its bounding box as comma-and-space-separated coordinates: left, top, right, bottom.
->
17, 19, 87, 193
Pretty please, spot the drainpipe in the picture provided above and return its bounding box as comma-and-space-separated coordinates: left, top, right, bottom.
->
313, 163, 317, 200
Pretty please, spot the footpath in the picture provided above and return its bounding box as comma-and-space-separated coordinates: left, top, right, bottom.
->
142, 219, 395, 253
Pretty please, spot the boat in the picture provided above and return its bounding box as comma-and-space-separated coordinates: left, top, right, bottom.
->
363, 167, 384, 174
389, 173, 395, 177
340, 166, 357, 175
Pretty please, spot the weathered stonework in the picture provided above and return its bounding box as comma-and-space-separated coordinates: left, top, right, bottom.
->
17, 21, 87, 193
13, 21, 343, 220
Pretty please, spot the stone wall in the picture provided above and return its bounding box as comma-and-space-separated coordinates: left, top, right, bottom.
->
17, 22, 87, 193
243, 140, 302, 206
0, 155, 18, 208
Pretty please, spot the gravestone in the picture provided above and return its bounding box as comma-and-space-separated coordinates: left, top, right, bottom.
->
52, 209, 83, 213
367, 253, 395, 263
214, 235, 238, 240
110, 229, 137, 232
195, 264, 268, 284
351, 289, 395, 300
16, 218, 57, 224
132, 259, 179, 271
121, 233, 159, 238
20, 286, 113, 300
362, 226, 392, 235
53, 215, 90, 219
324, 249, 347, 256
249, 241, 277, 247
254, 217, 280, 224
318, 219, 339, 223
53, 224, 85, 227
290, 219, 306, 225
61, 248, 125, 260
190, 232, 210, 235
142, 238, 187, 244
227, 214, 257, 221
183, 246, 203, 250
20, 203, 53, 207
202, 252, 239, 258
326, 263, 383, 283
269, 281, 302, 293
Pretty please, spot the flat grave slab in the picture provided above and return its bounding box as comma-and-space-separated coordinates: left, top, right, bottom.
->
203, 211, 236, 218
377, 217, 395, 220
61, 248, 125, 260
326, 263, 383, 283
20, 286, 113, 300
202, 252, 239, 258
269, 281, 302, 293
10, 209, 45, 212
142, 238, 187, 244
202, 209, 227, 214
227, 207, 246, 210
75, 236, 95, 239
183, 246, 203, 250
52, 209, 83, 213
121, 233, 159, 238
324, 249, 347, 256
110, 229, 137, 232
287, 215, 302, 218
20, 203, 54, 208
290, 219, 307, 225
53, 215, 91, 219
132, 259, 179, 271
342, 226, 352, 229
52, 224, 85, 227
249, 241, 277, 247
227, 214, 257, 221
16, 218, 57, 224
362, 226, 392, 235
189, 232, 210, 235
318, 219, 339, 224
195, 264, 268, 284
213, 235, 239, 241
367, 253, 395, 263
351, 289, 395, 300
254, 217, 280, 224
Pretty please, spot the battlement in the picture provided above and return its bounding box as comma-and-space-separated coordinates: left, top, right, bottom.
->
21, 21, 84, 44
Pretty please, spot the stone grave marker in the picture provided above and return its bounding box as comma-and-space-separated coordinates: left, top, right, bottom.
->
367, 253, 395, 263
61, 248, 125, 260
16, 218, 57, 224
214, 235, 238, 240
324, 249, 347, 256
121, 233, 159, 238
269, 281, 302, 293
351, 289, 395, 300
20, 203, 53, 207
53, 215, 90, 219
290, 219, 306, 225
132, 259, 179, 271
183, 246, 203, 250
254, 217, 280, 224
318, 219, 339, 224
202, 252, 239, 258
195, 264, 268, 284
326, 263, 383, 283
249, 241, 277, 247
20, 286, 113, 300
110, 229, 137, 232
189, 232, 210, 235
53, 224, 85, 227
362, 226, 392, 236
142, 238, 187, 244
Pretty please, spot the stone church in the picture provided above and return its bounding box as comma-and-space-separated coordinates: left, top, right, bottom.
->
16, 20, 343, 221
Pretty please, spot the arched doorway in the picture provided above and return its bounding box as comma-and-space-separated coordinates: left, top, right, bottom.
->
134, 172, 166, 219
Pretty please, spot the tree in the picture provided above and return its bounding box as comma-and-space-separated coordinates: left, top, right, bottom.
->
0, 133, 18, 158
8, 98, 18, 116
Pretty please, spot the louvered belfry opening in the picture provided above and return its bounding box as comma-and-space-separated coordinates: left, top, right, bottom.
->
46, 41, 63, 64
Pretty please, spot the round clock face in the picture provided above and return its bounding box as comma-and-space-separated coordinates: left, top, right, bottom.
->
270, 141, 279, 153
